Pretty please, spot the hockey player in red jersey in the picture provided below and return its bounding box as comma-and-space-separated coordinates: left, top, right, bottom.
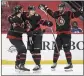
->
38, 3, 82, 70
22, 5, 53, 71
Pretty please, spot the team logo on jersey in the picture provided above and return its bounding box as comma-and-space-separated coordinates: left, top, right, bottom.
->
56, 16, 65, 26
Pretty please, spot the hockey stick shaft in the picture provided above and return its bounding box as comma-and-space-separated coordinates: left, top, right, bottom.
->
50, 27, 60, 55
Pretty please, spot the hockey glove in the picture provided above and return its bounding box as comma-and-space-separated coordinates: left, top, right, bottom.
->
40, 19, 53, 27
45, 21, 53, 27
38, 4, 48, 12
25, 20, 32, 29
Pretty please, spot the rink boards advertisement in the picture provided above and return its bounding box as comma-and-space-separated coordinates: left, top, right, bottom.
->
2, 34, 83, 64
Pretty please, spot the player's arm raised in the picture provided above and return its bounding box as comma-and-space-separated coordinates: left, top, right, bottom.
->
38, 4, 58, 18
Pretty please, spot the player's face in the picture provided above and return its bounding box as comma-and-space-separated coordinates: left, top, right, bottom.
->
29, 10, 36, 16
58, 7, 64, 13
73, 23, 78, 27
20, 8, 23, 13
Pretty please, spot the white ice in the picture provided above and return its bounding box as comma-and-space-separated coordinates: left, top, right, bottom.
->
2, 64, 83, 75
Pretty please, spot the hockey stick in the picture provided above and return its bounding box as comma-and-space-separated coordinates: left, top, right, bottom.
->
38, 5, 60, 55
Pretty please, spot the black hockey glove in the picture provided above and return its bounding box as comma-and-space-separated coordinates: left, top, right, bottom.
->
24, 20, 32, 29
45, 20, 53, 27
40, 19, 53, 27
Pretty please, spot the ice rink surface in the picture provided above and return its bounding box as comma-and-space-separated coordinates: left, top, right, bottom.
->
2, 64, 83, 75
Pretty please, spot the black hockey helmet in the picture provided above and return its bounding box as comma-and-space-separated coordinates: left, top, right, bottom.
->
28, 5, 36, 11
58, 3, 65, 7
13, 5, 23, 13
